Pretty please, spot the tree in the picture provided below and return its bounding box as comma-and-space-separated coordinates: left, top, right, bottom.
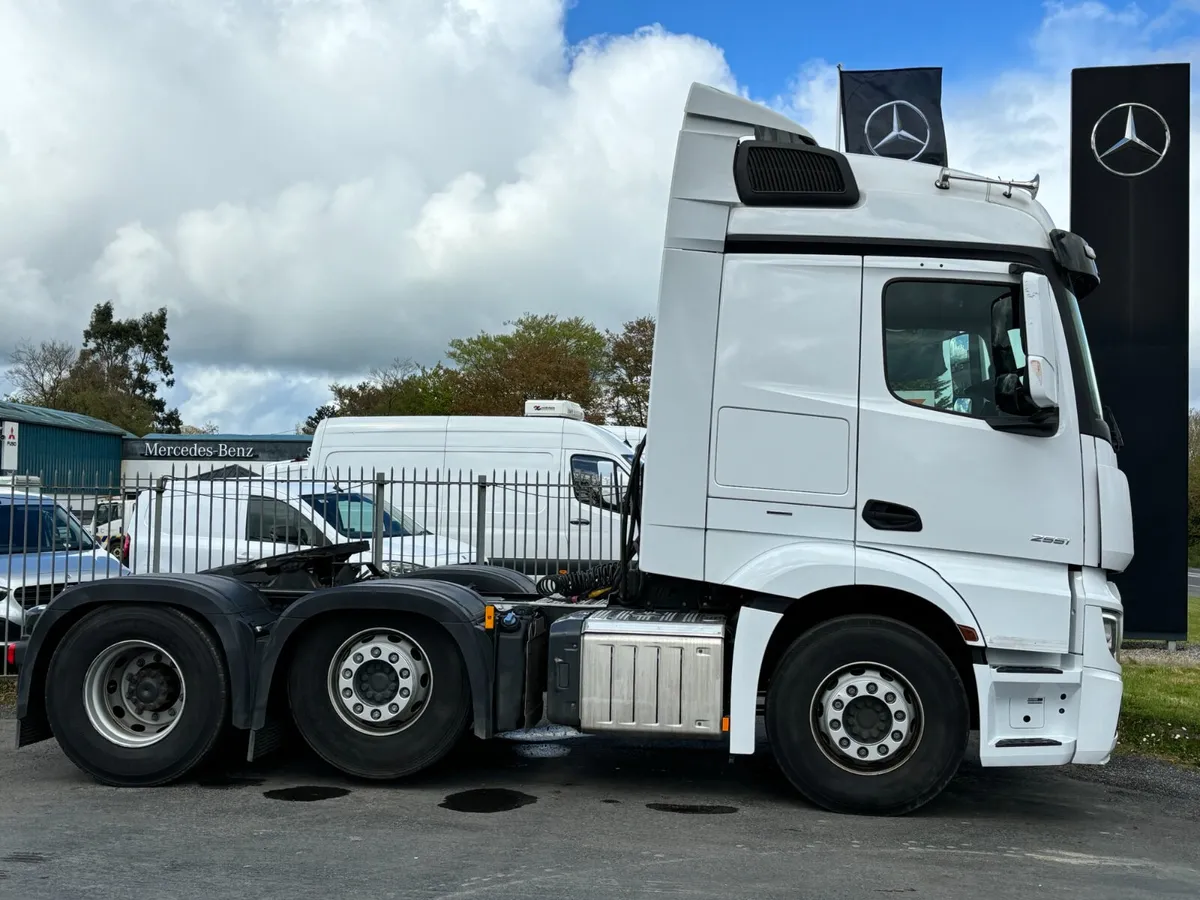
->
602, 316, 655, 426
330, 360, 462, 418
447, 313, 609, 418
6, 302, 183, 436
307, 360, 462, 428
180, 421, 220, 435
302, 404, 338, 435
5, 340, 78, 407
78, 302, 181, 433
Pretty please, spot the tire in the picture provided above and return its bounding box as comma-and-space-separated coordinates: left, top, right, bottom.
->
286, 614, 470, 780
765, 615, 969, 816
44, 605, 230, 787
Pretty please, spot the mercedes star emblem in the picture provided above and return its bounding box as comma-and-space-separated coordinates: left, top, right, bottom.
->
1090, 102, 1171, 177
864, 100, 932, 162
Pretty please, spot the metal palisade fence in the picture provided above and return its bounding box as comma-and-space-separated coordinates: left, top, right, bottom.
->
1, 464, 627, 675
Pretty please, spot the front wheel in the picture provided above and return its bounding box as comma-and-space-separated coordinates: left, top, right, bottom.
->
44, 605, 230, 786
765, 615, 969, 816
286, 614, 470, 779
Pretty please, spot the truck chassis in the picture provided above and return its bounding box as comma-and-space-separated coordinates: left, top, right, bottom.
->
13, 530, 988, 817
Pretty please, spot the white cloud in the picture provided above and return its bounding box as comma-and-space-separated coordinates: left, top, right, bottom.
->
0, 0, 1196, 430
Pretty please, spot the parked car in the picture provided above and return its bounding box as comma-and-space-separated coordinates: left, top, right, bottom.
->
88, 492, 139, 554
1, 491, 130, 639
124, 477, 479, 575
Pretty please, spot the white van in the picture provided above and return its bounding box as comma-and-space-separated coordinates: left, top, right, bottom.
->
303, 401, 635, 575
126, 477, 478, 575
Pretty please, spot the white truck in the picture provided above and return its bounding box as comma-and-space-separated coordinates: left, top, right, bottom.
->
12, 83, 1129, 816
303, 398, 635, 575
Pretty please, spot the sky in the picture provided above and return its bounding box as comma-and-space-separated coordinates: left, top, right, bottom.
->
0, 0, 1197, 434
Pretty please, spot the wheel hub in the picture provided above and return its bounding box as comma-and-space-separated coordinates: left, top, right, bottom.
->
83, 641, 186, 748
130, 664, 179, 712
843, 695, 892, 743
328, 629, 432, 736
812, 663, 921, 773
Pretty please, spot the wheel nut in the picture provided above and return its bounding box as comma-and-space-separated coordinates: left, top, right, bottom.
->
154, 653, 162, 663
137, 658, 145, 667
107, 681, 117, 693
342, 668, 352, 679
867, 683, 878, 694
832, 699, 844, 711
371, 709, 381, 720
151, 713, 159, 721
847, 685, 858, 697
857, 747, 869, 758
169, 709, 176, 717
831, 720, 841, 730
370, 647, 381, 658
892, 730, 903, 742
389, 703, 399, 714
353, 703, 364, 714
399, 668, 410, 679
878, 744, 889, 756
342, 688, 353, 698
885, 692, 896, 704
399, 688, 411, 699
894, 711, 906, 722
839, 737, 850, 749
389, 653, 399, 664
353, 653, 363, 664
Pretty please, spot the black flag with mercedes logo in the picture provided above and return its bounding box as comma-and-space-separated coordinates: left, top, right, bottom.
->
838, 66, 949, 167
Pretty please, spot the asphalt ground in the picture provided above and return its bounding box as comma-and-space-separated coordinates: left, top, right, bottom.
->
1, 721, 1199, 900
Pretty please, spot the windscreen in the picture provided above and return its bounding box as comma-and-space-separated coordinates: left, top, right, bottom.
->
300, 492, 430, 538
0, 503, 97, 553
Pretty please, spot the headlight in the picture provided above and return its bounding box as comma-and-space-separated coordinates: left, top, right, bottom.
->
384, 561, 427, 576
1102, 612, 1122, 656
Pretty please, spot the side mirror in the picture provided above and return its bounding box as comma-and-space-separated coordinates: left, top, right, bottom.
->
1020, 272, 1059, 409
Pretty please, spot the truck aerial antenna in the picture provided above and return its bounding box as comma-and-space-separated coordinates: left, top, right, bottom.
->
934, 167, 1040, 199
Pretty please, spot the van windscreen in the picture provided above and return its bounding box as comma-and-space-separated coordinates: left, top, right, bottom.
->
299, 492, 430, 539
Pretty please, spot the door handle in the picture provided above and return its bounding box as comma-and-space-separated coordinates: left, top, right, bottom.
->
569, 519, 590, 526
862, 500, 922, 532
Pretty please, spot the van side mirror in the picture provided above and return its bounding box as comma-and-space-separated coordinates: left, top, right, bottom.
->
1020, 271, 1059, 409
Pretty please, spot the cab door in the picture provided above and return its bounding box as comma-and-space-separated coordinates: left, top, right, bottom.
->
856, 256, 1083, 653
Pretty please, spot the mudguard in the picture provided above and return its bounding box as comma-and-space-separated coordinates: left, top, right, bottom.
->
396, 563, 541, 598
16, 575, 277, 746
252, 579, 497, 740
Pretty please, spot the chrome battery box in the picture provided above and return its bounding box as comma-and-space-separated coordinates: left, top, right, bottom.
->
546, 608, 727, 739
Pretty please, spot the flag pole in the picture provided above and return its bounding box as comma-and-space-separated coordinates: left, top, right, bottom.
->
833, 63, 844, 151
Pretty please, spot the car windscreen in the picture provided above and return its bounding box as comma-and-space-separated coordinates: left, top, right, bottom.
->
0, 503, 97, 553
299, 492, 430, 539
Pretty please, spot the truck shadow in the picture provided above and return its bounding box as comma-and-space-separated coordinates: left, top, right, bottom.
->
190, 727, 1107, 824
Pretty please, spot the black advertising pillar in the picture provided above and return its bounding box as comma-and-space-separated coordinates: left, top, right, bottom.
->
1070, 63, 1190, 639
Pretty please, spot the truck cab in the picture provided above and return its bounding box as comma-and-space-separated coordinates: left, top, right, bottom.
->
635, 84, 1128, 777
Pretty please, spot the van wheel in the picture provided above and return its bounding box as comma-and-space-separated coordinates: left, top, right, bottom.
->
44, 605, 230, 786
287, 614, 470, 779
765, 615, 969, 816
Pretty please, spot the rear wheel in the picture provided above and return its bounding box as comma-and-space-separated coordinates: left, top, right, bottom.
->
286, 614, 470, 779
44, 605, 230, 786
765, 615, 969, 816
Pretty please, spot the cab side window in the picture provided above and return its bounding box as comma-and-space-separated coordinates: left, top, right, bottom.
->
570, 455, 624, 512
245, 497, 324, 546
883, 279, 1028, 419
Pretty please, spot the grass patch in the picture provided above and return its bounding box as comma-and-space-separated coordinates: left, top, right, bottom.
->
0, 677, 15, 708
1189, 595, 1200, 643
1118, 659, 1200, 766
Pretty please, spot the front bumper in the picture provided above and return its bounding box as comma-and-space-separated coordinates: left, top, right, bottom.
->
974, 601, 1122, 768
